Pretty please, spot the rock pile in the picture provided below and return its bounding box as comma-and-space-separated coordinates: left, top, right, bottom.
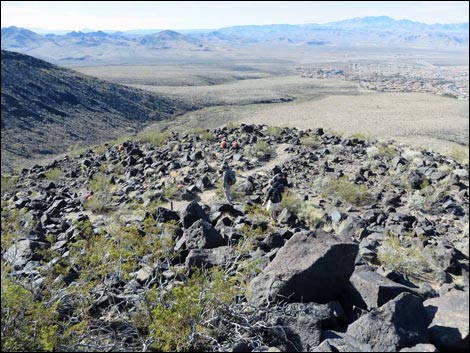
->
2, 124, 468, 352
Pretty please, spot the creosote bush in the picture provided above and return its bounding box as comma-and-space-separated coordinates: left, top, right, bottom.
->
321, 176, 372, 206
149, 267, 239, 351
44, 168, 65, 181
297, 201, 325, 228
377, 237, 433, 281
83, 174, 115, 213
1, 271, 59, 352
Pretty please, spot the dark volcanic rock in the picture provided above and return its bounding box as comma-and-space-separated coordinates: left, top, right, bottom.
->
424, 289, 469, 352
248, 230, 358, 305
185, 246, 234, 270
153, 207, 180, 223
349, 266, 414, 310
185, 219, 225, 250
180, 201, 210, 228
3, 239, 50, 268
346, 292, 429, 352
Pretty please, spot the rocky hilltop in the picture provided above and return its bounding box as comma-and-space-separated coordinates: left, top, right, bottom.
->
1, 50, 186, 171
1, 124, 468, 352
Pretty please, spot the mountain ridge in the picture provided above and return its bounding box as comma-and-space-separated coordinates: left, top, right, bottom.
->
2, 16, 468, 65
1, 50, 187, 171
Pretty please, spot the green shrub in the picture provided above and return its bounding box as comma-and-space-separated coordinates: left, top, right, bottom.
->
377, 237, 432, 280
378, 145, 398, 160
321, 176, 371, 206
149, 268, 238, 351
266, 126, 282, 137
254, 140, 273, 158
1, 174, 18, 192
245, 204, 270, 220
44, 168, 65, 181
279, 190, 302, 216
138, 129, 171, 146
297, 201, 325, 228
235, 224, 268, 256
83, 174, 115, 213
1, 274, 59, 351
1, 203, 31, 250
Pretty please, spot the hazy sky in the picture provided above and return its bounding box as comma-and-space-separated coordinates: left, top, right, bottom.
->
1, 1, 469, 32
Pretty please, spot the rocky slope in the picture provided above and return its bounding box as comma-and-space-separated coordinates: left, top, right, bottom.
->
1, 50, 187, 171
1, 124, 468, 352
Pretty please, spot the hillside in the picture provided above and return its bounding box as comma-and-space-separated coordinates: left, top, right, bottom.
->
1, 124, 468, 351
1, 50, 187, 171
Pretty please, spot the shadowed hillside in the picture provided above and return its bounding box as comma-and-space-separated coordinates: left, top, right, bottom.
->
1, 50, 188, 171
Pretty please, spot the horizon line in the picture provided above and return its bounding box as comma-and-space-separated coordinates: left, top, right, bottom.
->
3, 15, 469, 35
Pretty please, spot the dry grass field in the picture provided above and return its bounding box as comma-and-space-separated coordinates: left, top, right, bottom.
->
127, 76, 469, 158
75, 50, 469, 159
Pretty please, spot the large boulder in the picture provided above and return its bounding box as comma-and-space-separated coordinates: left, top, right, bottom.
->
185, 246, 234, 270
247, 230, 358, 306
349, 266, 414, 309
262, 302, 345, 352
185, 219, 225, 250
3, 240, 50, 268
347, 292, 429, 352
424, 289, 469, 352
179, 201, 210, 228
154, 207, 180, 223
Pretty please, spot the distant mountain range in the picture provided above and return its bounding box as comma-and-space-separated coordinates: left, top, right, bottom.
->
1, 16, 468, 65
1, 50, 186, 170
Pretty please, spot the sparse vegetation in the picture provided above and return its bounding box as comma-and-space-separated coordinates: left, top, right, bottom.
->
406, 178, 451, 213
449, 147, 469, 165
162, 181, 180, 201
149, 267, 240, 351
297, 201, 325, 228
300, 135, 320, 147
377, 237, 433, 280
189, 128, 216, 141
83, 174, 115, 213
266, 125, 282, 137
44, 168, 65, 181
351, 132, 369, 140
320, 176, 372, 206
377, 145, 399, 160
1, 174, 18, 192
226, 121, 240, 129
138, 129, 171, 146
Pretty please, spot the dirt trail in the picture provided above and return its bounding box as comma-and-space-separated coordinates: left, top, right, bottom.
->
140, 144, 295, 212
198, 143, 293, 206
